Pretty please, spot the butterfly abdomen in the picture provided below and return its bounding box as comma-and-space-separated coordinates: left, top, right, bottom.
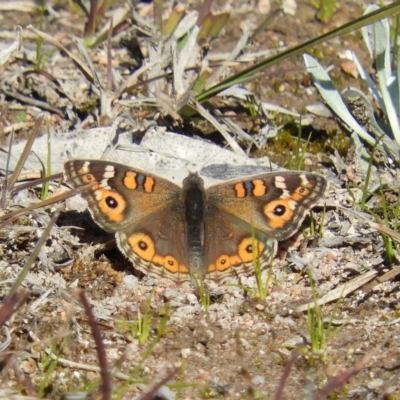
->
183, 173, 207, 277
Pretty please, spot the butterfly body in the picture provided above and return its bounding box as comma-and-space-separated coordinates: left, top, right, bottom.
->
64, 160, 328, 283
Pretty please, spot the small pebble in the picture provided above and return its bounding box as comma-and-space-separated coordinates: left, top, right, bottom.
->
367, 379, 383, 389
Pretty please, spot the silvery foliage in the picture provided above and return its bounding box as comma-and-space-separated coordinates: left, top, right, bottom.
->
304, 4, 400, 164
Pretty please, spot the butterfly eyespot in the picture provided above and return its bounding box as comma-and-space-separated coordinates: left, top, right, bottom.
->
139, 240, 148, 250
96, 189, 125, 221
214, 255, 231, 271
80, 173, 96, 184
164, 256, 179, 271
274, 205, 286, 216
237, 238, 265, 261
106, 196, 118, 209
128, 234, 155, 261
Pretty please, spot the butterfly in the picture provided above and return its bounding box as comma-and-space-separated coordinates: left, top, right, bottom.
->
64, 160, 328, 283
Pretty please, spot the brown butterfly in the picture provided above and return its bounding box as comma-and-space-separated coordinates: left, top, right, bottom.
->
64, 160, 328, 283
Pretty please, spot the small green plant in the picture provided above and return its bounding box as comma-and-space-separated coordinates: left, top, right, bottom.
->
306, 271, 345, 354
355, 181, 399, 266
40, 120, 52, 201
266, 127, 326, 170
294, 122, 313, 170
252, 236, 275, 301
193, 273, 211, 311
34, 3, 45, 70
14, 112, 27, 123
120, 292, 154, 345
307, 292, 325, 353
34, 3, 55, 70
344, 140, 399, 265
316, 0, 338, 23
134, 308, 152, 345
38, 338, 70, 396
114, 307, 170, 399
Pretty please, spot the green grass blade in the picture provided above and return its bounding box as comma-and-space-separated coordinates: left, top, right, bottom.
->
197, 2, 400, 103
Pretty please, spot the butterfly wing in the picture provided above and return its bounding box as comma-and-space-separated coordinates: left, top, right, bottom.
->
202, 171, 327, 280
203, 208, 277, 282
206, 171, 328, 241
64, 160, 192, 282
116, 209, 192, 282
64, 160, 182, 232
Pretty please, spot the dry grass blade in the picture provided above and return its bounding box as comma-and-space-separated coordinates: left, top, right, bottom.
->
106, 18, 114, 92
2, 89, 64, 116
75, 38, 102, 90
196, 0, 213, 26
197, 2, 400, 102
274, 349, 300, 400
43, 347, 130, 380
295, 270, 378, 313
153, 0, 163, 30
1, 127, 13, 209
337, 205, 400, 243
137, 367, 179, 400
12, 172, 63, 194
6, 210, 60, 298
0, 26, 21, 67
206, 24, 252, 87
189, 98, 246, 156
362, 265, 400, 292
26, 25, 94, 84
155, 91, 182, 121
0, 291, 27, 327
74, 38, 111, 115
369, 221, 400, 243
0, 102, 9, 121
85, 0, 98, 37
92, 6, 129, 47
0, 2, 38, 13
79, 291, 112, 400
6, 116, 43, 192
0, 121, 35, 136
313, 338, 388, 399
0, 181, 95, 227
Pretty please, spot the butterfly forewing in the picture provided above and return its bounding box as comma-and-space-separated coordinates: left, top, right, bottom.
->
64, 160, 181, 232
206, 171, 328, 241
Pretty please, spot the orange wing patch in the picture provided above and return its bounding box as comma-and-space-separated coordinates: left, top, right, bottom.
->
128, 233, 189, 274
207, 237, 265, 273
123, 171, 138, 190
234, 180, 267, 198
234, 183, 246, 198
263, 199, 296, 229
252, 180, 267, 196
76, 171, 98, 188
95, 189, 126, 222
143, 177, 155, 193
290, 184, 312, 201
